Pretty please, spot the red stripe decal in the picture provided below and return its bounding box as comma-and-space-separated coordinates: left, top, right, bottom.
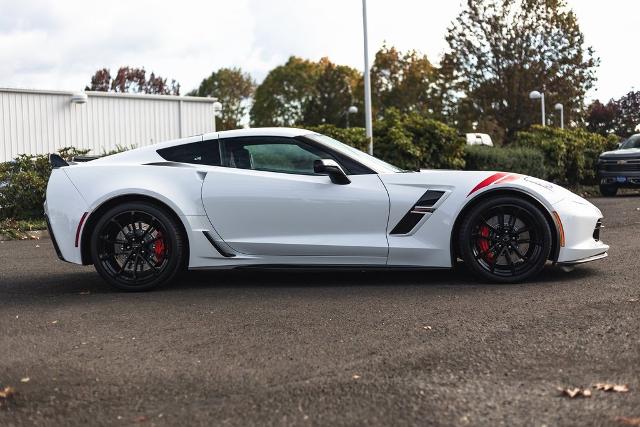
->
467, 173, 509, 197
75, 212, 89, 248
494, 174, 521, 185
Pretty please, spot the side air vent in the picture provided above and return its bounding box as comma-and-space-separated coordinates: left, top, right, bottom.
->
390, 190, 446, 235
202, 231, 236, 258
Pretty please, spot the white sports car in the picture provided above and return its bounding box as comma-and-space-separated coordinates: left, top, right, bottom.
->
45, 128, 608, 291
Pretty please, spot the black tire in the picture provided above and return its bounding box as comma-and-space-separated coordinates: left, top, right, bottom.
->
458, 196, 552, 283
599, 183, 618, 197
90, 201, 187, 291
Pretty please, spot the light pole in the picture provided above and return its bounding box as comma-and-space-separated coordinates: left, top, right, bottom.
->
554, 103, 564, 129
362, 0, 373, 154
346, 105, 358, 129
212, 101, 222, 131
529, 90, 545, 127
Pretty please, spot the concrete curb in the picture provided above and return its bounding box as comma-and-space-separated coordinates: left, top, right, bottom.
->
0, 229, 49, 241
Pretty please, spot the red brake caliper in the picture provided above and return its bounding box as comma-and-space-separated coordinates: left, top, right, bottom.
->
154, 231, 166, 265
478, 225, 494, 262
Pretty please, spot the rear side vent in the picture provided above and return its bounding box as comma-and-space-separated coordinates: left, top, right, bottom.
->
390, 190, 446, 235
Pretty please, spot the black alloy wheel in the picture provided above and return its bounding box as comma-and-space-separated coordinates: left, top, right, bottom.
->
90, 201, 186, 291
459, 196, 552, 283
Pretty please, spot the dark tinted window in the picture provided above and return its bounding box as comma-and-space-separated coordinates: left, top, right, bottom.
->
157, 140, 221, 166
220, 137, 330, 175
219, 136, 375, 175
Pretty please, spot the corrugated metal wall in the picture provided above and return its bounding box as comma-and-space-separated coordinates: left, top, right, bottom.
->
0, 88, 217, 161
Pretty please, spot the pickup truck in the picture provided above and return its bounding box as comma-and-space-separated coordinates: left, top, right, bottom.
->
598, 134, 640, 196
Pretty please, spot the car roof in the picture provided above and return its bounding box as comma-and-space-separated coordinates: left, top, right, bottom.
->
85, 128, 316, 166
203, 127, 313, 140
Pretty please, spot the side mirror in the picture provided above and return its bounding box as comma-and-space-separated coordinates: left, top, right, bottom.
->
314, 159, 351, 185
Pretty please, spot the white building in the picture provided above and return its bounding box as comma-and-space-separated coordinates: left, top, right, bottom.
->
0, 88, 218, 162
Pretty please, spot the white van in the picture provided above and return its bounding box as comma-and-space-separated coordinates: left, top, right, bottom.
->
466, 133, 494, 147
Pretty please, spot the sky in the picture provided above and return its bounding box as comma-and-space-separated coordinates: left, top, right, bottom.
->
0, 0, 637, 102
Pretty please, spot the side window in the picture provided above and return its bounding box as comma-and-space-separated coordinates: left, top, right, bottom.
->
220, 137, 330, 175
156, 140, 221, 166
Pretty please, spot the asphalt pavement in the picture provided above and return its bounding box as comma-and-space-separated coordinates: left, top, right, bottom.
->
1, 196, 639, 426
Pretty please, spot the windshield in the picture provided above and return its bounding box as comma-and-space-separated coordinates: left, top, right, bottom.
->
620, 135, 640, 149
304, 133, 404, 174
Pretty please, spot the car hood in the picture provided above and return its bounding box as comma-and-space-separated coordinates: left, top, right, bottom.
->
600, 148, 640, 158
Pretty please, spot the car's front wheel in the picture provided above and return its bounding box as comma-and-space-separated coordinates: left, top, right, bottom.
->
458, 196, 553, 283
599, 183, 618, 197
90, 201, 186, 291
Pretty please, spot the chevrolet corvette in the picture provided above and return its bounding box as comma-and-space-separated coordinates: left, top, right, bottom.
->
45, 128, 608, 291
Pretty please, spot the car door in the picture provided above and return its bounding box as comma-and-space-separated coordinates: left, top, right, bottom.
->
200, 136, 390, 263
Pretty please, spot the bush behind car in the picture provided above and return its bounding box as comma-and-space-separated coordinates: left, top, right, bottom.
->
513, 125, 619, 185
463, 145, 547, 179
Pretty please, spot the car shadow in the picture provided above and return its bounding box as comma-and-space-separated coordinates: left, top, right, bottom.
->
0, 262, 600, 299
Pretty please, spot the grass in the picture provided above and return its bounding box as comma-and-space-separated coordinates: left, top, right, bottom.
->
0, 218, 47, 240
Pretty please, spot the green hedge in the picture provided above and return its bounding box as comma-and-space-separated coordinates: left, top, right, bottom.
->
373, 110, 466, 171
306, 125, 369, 152
464, 145, 547, 179
310, 110, 467, 171
0, 147, 90, 220
513, 125, 619, 185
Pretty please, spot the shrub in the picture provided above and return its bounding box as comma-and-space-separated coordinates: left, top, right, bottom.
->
0, 147, 96, 220
514, 125, 619, 185
0, 154, 51, 219
373, 109, 466, 171
309, 114, 466, 171
306, 125, 369, 152
464, 146, 547, 179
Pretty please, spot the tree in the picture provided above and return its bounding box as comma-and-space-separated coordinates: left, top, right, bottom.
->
371, 45, 438, 119
251, 57, 321, 127
190, 68, 255, 130
586, 99, 619, 136
85, 67, 180, 95
87, 68, 111, 92
586, 92, 640, 138
612, 91, 640, 138
145, 72, 180, 96
303, 58, 362, 127
442, 0, 599, 140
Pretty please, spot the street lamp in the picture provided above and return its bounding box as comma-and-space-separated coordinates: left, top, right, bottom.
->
554, 103, 564, 129
212, 101, 222, 132
529, 90, 545, 127
362, 0, 373, 154
346, 105, 358, 128
212, 101, 222, 116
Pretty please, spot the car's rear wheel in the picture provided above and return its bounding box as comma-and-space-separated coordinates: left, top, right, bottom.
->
90, 201, 186, 291
458, 196, 552, 283
599, 183, 618, 197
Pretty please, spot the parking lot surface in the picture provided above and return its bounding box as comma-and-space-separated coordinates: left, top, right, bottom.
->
1, 197, 639, 426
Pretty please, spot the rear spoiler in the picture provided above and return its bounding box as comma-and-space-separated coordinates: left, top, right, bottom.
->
72, 155, 100, 162
49, 154, 100, 168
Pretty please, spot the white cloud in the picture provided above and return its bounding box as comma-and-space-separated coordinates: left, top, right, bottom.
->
0, 0, 636, 100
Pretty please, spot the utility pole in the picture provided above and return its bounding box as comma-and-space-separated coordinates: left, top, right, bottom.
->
362, 0, 373, 154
